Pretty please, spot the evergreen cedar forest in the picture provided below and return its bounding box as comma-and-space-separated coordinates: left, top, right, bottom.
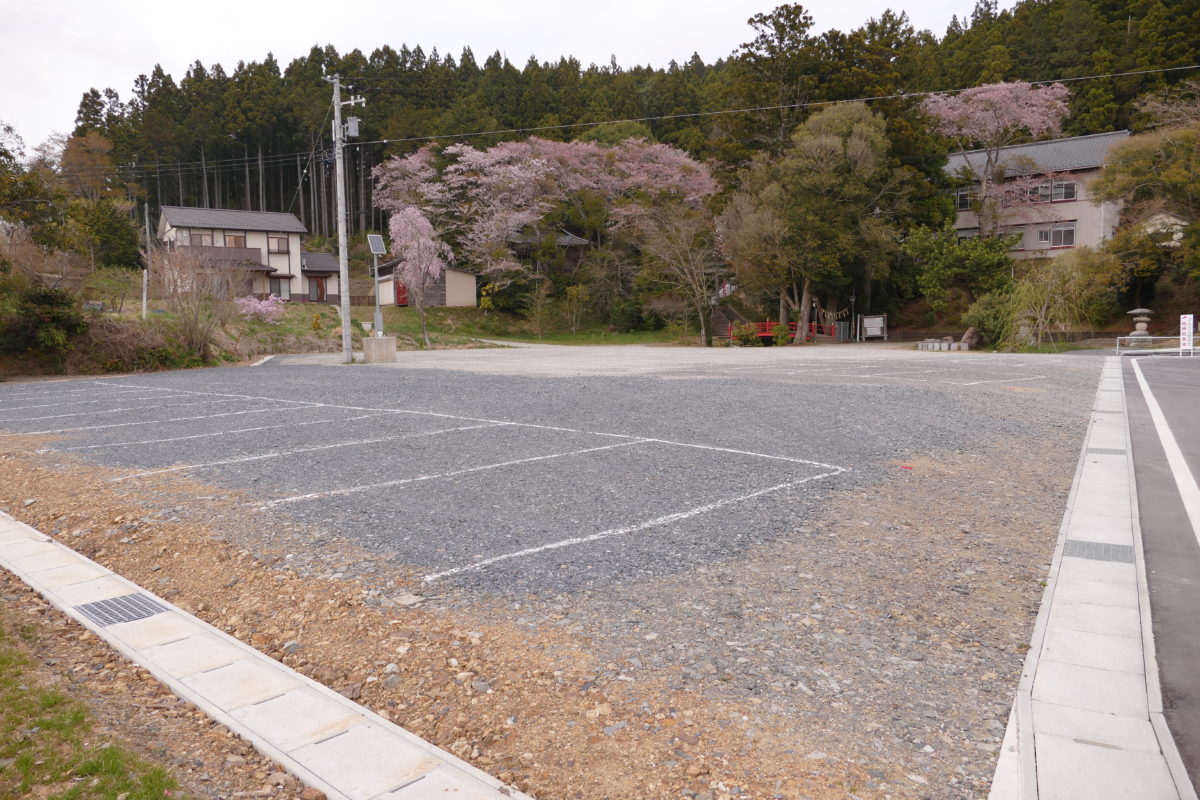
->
3, 0, 1200, 366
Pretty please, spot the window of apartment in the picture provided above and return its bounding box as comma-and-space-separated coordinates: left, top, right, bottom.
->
1031, 180, 1078, 203
1052, 181, 1077, 201
957, 228, 979, 240
1050, 221, 1076, 248
954, 186, 973, 210
268, 235, 289, 253
190, 231, 213, 246
224, 233, 246, 248
1037, 229, 1051, 244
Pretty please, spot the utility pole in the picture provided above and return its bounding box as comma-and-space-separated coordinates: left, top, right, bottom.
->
326, 74, 365, 364
142, 203, 151, 321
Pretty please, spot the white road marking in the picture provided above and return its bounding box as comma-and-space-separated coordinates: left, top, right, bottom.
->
0, 386, 164, 403
422, 468, 847, 582
0, 393, 181, 412
111, 423, 507, 481
1, 396, 228, 422
1132, 358, 1200, 550
62, 412, 398, 451
92, 381, 828, 466
956, 375, 1046, 386
0, 407, 281, 437
640, 438, 843, 471
258, 439, 649, 508
251, 355, 274, 367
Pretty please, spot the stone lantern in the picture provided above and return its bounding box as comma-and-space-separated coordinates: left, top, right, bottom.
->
1127, 308, 1153, 337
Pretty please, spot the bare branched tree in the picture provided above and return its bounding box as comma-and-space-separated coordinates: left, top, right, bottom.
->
639, 206, 722, 346
149, 248, 247, 361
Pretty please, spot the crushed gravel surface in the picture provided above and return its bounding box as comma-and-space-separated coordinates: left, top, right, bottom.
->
0, 347, 1103, 799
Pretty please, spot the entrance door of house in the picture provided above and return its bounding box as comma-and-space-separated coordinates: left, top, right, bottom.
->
309, 277, 327, 302
394, 281, 408, 306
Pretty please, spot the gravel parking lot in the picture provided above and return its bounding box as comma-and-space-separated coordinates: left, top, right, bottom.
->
0, 343, 1104, 799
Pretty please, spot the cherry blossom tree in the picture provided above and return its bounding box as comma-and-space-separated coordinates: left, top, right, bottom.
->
924, 81, 1070, 236
388, 206, 453, 347
373, 137, 717, 288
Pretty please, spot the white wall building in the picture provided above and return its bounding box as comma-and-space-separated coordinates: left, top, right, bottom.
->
157, 206, 341, 302
947, 130, 1129, 258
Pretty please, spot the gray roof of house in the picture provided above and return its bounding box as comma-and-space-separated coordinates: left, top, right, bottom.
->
506, 229, 591, 247
946, 130, 1130, 178
161, 206, 307, 234
300, 251, 339, 273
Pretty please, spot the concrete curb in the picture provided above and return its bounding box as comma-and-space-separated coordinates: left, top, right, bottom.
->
989, 356, 1197, 799
0, 511, 534, 800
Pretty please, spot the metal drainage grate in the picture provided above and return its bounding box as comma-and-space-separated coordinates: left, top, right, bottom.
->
1087, 447, 1127, 456
74, 593, 168, 626
1063, 540, 1135, 564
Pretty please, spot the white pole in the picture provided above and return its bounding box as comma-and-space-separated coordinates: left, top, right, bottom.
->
372, 252, 383, 335
329, 75, 353, 364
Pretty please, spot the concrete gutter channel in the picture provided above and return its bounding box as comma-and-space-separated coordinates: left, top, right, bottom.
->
1, 353, 1195, 799
0, 515, 533, 800
989, 356, 1197, 800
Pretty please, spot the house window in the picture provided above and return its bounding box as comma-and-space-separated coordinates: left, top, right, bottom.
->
1052, 181, 1077, 201
268, 235, 289, 253
1031, 180, 1078, 203
957, 228, 979, 240
190, 231, 213, 246
268, 277, 291, 300
954, 186, 973, 210
224, 233, 246, 248
1037, 229, 1051, 244
1050, 221, 1076, 248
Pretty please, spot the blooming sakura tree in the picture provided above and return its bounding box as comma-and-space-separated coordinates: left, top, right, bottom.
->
373, 137, 717, 284
924, 81, 1071, 236
389, 206, 453, 347
234, 294, 286, 323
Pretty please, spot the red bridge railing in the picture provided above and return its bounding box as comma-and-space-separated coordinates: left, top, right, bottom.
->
730, 321, 838, 341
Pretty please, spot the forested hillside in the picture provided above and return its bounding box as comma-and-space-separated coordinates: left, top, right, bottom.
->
64, 0, 1197, 236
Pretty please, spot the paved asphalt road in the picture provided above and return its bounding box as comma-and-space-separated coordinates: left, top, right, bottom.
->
1125, 355, 1200, 788
0, 346, 1100, 597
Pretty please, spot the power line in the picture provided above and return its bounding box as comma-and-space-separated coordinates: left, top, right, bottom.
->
347, 63, 1200, 149
52, 62, 1200, 177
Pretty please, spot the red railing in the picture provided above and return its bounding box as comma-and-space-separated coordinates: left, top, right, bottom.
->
730, 321, 837, 341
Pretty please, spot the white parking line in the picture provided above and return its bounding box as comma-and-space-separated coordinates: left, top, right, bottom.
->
955, 375, 1046, 386
0, 407, 282, 437
110, 423, 508, 481
62, 412, 399, 451
91, 381, 831, 466
0, 386, 165, 403
258, 439, 649, 508
1, 396, 231, 422
422, 468, 846, 582
0, 393, 188, 413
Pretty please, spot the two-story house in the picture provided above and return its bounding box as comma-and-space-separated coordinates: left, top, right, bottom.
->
157, 206, 342, 302
947, 130, 1129, 258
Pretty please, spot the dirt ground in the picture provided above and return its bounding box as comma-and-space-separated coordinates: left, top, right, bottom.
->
0, 424, 1079, 800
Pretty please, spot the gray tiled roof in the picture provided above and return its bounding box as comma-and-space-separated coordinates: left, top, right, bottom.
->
946, 130, 1130, 179
161, 206, 307, 234
300, 251, 339, 273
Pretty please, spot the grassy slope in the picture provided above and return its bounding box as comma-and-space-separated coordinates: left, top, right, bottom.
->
0, 616, 181, 800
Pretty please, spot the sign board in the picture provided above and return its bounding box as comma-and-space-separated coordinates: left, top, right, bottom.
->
1182, 314, 1194, 355
860, 314, 887, 341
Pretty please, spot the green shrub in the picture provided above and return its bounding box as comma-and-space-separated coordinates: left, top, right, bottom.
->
733, 323, 760, 346
771, 324, 793, 346
962, 293, 1011, 347
0, 286, 87, 355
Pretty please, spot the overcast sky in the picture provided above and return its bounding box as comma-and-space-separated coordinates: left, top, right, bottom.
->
3, 0, 992, 153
